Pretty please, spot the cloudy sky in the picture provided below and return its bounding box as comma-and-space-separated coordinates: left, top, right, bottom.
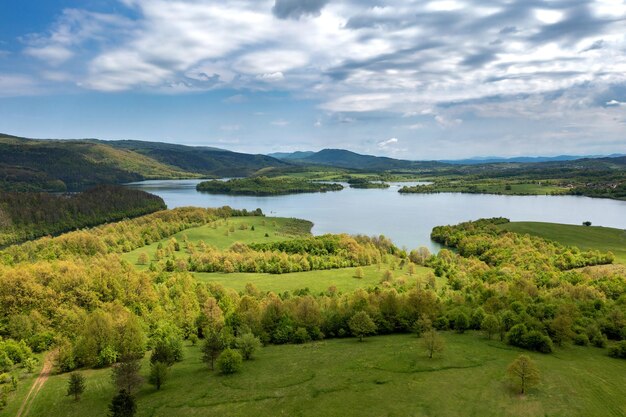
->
0, 0, 625, 159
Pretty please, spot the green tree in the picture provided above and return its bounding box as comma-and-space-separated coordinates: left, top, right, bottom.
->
454, 311, 469, 333
235, 333, 261, 360
111, 360, 143, 394
137, 252, 149, 265
348, 311, 377, 342
109, 389, 136, 417
66, 373, 85, 401
507, 354, 540, 394
202, 330, 225, 370
217, 348, 243, 374
481, 314, 500, 340
148, 361, 168, 390
422, 329, 445, 359
354, 267, 364, 279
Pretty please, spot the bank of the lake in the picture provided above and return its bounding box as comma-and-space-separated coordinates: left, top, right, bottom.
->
125, 179, 626, 251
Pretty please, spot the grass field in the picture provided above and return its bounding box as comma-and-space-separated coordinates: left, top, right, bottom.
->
500, 221, 626, 264
194, 264, 434, 294
16, 333, 626, 417
121, 216, 313, 268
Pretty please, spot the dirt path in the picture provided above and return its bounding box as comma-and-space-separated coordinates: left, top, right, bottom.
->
16, 351, 55, 417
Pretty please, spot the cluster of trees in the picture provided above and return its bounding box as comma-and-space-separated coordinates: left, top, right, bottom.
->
151, 234, 396, 275
431, 218, 614, 271
196, 177, 343, 196
0, 185, 166, 247
347, 178, 390, 189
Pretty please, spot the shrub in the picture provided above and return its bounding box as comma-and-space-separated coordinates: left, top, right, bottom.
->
217, 348, 243, 374
293, 327, 311, 344
608, 341, 626, 359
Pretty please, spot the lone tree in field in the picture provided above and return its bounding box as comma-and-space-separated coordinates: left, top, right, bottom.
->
66, 372, 85, 401
109, 389, 136, 417
111, 360, 143, 394
202, 330, 225, 370
137, 252, 149, 265
422, 329, 445, 359
349, 311, 377, 342
507, 354, 540, 395
354, 267, 364, 279
148, 361, 169, 390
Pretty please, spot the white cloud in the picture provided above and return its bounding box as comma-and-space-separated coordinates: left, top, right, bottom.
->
271, 119, 289, 126
606, 99, 626, 107
378, 137, 399, 148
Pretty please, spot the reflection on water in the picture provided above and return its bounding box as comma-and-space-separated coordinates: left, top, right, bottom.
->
126, 179, 626, 251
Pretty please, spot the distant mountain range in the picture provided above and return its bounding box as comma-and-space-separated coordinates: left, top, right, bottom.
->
270, 150, 626, 166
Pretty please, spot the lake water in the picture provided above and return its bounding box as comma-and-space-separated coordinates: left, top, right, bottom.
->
126, 179, 626, 251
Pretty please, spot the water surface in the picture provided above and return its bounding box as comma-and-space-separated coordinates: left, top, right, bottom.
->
126, 179, 626, 251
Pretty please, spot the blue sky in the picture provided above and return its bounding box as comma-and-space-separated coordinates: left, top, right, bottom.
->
0, 0, 625, 158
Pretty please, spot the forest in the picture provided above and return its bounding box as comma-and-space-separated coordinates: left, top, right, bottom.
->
196, 177, 343, 196
0, 186, 166, 247
0, 207, 624, 415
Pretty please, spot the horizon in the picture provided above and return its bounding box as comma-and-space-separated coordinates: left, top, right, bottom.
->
2, 130, 624, 161
1, 0, 625, 159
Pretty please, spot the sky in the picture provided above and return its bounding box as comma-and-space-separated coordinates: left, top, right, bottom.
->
0, 0, 625, 159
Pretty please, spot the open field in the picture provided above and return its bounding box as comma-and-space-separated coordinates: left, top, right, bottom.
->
194, 264, 434, 293
121, 216, 313, 268
16, 333, 626, 417
500, 221, 626, 264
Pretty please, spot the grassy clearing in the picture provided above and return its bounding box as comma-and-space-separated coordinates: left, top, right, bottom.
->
0, 354, 44, 417
500, 221, 626, 264
194, 264, 434, 294
121, 216, 313, 268
19, 333, 626, 417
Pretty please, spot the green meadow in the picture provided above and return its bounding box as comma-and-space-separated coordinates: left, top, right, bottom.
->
16, 333, 626, 417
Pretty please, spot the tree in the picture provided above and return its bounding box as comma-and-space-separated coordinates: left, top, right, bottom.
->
217, 348, 243, 374
148, 361, 169, 390
66, 373, 85, 401
111, 360, 143, 394
354, 267, 364, 279
137, 252, 149, 265
422, 329, 445, 359
454, 311, 469, 333
109, 389, 136, 417
202, 330, 225, 370
349, 311, 377, 342
235, 333, 261, 360
507, 354, 540, 394
481, 314, 500, 340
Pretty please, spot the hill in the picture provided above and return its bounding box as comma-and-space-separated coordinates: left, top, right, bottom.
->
101, 140, 290, 177
0, 134, 290, 191
280, 148, 443, 171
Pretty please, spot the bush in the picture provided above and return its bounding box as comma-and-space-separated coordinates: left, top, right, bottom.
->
293, 327, 311, 344
608, 341, 626, 359
235, 333, 261, 360
573, 333, 589, 346
217, 348, 243, 374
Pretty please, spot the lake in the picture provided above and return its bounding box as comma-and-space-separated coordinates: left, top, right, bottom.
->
126, 179, 626, 251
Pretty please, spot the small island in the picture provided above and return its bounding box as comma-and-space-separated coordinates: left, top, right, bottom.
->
196, 176, 343, 196
347, 178, 390, 189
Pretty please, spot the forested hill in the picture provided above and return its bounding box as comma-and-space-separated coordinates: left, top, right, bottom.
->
97, 139, 290, 177
272, 149, 444, 171
0, 185, 166, 246
0, 134, 289, 191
